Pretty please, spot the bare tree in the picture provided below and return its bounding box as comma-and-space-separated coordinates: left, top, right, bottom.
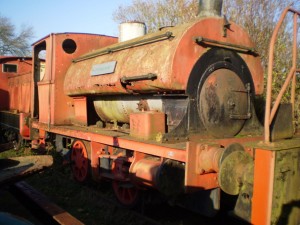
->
113, 0, 198, 33
223, 0, 296, 67
114, 0, 297, 67
0, 14, 34, 56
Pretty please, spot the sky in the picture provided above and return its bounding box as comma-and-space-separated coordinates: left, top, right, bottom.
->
0, 0, 133, 44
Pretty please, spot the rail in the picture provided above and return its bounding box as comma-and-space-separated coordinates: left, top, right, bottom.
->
264, 6, 300, 143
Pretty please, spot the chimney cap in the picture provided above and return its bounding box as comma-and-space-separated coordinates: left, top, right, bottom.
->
198, 0, 223, 17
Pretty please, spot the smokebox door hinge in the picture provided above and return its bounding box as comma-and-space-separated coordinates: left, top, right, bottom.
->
230, 83, 252, 120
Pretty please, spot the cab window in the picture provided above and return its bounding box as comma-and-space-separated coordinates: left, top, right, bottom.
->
3, 64, 17, 73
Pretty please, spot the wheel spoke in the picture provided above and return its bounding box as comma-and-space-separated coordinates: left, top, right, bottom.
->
70, 140, 89, 182
113, 181, 139, 207
127, 189, 133, 201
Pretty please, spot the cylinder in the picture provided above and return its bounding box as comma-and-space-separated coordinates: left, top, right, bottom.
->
119, 21, 146, 42
198, 0, 223, 17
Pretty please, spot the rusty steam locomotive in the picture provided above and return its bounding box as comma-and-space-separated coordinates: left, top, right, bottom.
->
0, 0, 299, 224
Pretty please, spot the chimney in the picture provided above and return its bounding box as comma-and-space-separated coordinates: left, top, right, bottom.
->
198, 0, 223, 17
119, 21, 146, 42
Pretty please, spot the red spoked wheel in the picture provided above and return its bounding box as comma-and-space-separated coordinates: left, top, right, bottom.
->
70, 140, 90, 182
112, 181, 140, 208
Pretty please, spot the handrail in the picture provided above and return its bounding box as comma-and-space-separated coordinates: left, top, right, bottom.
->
264, 6, 300, 143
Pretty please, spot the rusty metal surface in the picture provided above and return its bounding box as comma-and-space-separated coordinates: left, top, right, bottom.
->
32, 121, 187, 162
33, 121, 266, 167
155, 159, 185, 196
20, 112, 30, 138
232, 161, 253, 222
8, 72, 32, 113
173, 17, 263, 96
94, 96, 163, 123
270, 148, 300, 225
129, 158, 161, 187
0, 155, 53, 185
185, 142, 219, 191
251, 146, 300, 225
218, 150, 253, 196
252, 136, 300, 151
270, 103, 294, 141
188, 134, 263, 147
199, 68, 248, 138
0, 57, 32, 113
64, 27, 184, 96
64, 17, 263, 96
33, 33, 117, 125
198, 0, 223, 17
197, 146, 223, 173
264, 7, 300, 142
0, 111, 20, 142
70, 140, 90, 182
129, 111, 165, 141
14, 181, 84, 225
194, 36, 258, 55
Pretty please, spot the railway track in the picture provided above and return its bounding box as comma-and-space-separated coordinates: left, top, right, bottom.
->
8, 180, 161, 225
9, 180, 246, 225
0, 142, 16, 153
11, 181, 85, 225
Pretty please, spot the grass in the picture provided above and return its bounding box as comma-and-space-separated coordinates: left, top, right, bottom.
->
0, 147, 33, 158
0, 146, 156, 225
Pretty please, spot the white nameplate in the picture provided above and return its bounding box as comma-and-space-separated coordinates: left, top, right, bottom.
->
90, 61, 117, 76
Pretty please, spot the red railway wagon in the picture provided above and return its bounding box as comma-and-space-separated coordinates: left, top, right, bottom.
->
1, 0, 299, 224
0, 56, 33, 142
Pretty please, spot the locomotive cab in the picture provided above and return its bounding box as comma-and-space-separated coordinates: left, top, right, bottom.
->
31, 33, 118, 126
